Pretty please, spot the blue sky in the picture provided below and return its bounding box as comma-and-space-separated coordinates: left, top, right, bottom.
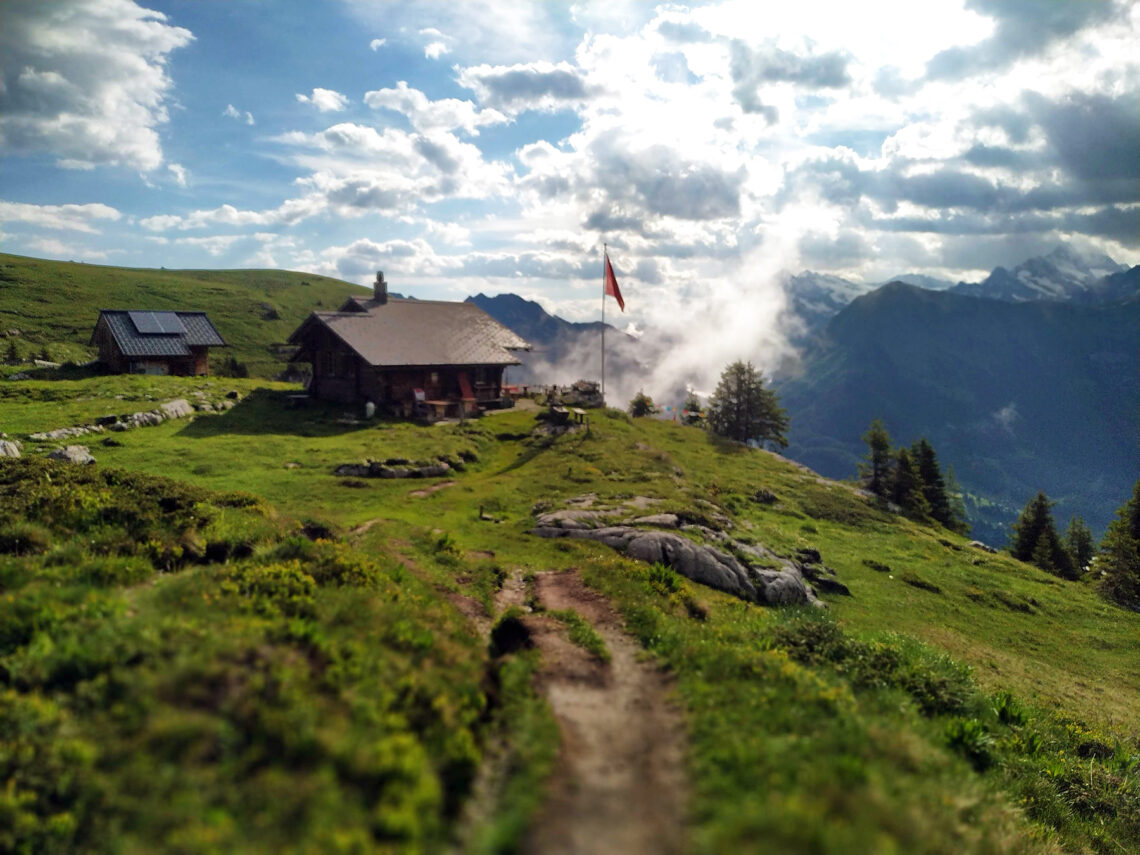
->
1, 0, 1137, 357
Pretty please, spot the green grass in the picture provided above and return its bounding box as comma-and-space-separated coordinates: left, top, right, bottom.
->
0, 374, 293, 435
546, 609, 611, 662
3, 384, 1138, 853
0, 253, 368, 377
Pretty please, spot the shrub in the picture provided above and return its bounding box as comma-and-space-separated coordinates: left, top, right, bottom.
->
628, 390, 658, 417
944, 717, 996, 771
0, 521, 52, 555
221, 562, 317, 619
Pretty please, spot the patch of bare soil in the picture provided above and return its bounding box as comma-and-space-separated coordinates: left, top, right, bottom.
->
522, 570, 688, 855
409, 479, 457, 498
348, 517, 385, 536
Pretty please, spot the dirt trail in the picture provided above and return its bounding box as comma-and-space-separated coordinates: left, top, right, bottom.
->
521, 570, 689, 855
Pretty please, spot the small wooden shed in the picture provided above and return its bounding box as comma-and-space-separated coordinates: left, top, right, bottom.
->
90, 310, 227, 375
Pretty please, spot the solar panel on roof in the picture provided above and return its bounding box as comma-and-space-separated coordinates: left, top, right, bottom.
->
129, 311, 185, 335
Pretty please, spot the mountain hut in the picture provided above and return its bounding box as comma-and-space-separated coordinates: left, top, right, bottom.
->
287, 272, 531, 417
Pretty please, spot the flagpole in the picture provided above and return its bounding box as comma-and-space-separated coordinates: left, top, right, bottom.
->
601, 242, 606, 406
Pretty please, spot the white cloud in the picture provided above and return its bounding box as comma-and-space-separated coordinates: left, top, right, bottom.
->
0, 0, 193, 173
0, 200, 122, 233
296, 88, 350, 112
363, 81, 508, 134
167, 163, 188, 186
24, 236, 110, 260
139, 196, 328, 231
369, 38, 387, 51
425, 41, 450, 60
457, 61, 596, 113
223, 104, 255, 125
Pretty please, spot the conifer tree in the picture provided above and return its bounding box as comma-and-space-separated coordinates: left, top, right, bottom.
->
1010, 491, 1075, 579
911, 438, 956, 529
890, 446, 932, 521
1063, 516, 1094, 573
942, 464, 970, 535
1098, 479, 1140, 610
859, 418, 892, 498
706, 361, 788, 447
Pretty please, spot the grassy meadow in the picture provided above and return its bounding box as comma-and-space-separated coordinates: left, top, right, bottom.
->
2, 370, 1138, 853
0, 253, 366, 376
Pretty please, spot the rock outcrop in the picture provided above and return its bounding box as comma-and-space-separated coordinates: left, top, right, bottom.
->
47, 445, 96, 464
0, 439, 21, 458
531, 504, 829, 608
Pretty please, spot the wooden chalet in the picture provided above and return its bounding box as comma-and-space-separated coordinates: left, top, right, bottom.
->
90, 310, 227, 375
287, 272, 530, 416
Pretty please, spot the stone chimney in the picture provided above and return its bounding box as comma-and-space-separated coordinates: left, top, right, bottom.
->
374, 270, 387, 304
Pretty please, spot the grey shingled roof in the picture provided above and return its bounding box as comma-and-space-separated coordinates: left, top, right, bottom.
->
93, 310, 227, 357
289, 298, 530, 367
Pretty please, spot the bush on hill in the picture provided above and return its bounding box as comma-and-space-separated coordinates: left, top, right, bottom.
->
628, 389, 658, 417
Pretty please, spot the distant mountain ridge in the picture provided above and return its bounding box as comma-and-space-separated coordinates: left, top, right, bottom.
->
777, 281, 1140, 544
781, 245, 1136, 338
950, 245, 1130, 302
465, 292, 642, 386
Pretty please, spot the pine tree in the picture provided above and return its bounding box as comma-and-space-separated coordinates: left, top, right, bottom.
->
1098, 479, 1140, 610
859, 418, 892, 499
943, 464, 970, 535
1010, 491, 1075, 579
706, 361, 788, 447
890, 446, 932, 521
911, 438, 956, 529
1063, 516, 1094, 573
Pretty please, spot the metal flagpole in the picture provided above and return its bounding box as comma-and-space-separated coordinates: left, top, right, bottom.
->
601, 242, 606, 405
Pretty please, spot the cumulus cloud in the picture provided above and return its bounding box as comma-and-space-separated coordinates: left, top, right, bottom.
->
0, 0, 193, 173
139, 196, 326, 231
926, 0, 1120, 80
585, 134, 745, 223
223, 104, 255, 125
296, 88, 350, 112
457, 61, 596, 112
730, 41, 851, 119
0, 200, 122, 233
320, 236, 443, 281
369, 38, 387, 51
363, 81, 507, 134
23, 236, 110, 260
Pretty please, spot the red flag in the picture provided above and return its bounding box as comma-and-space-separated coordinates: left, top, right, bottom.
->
604, 252, 625, 312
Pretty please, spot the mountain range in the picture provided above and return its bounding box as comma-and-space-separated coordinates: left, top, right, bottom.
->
776, 282, 1139, 544
782, 244, 1136, 339
471, 245, 1138, 544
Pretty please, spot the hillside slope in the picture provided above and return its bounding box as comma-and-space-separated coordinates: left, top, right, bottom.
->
3, 381, 1138, 852
0, 253, 367, 376
778, 282, 1140, 543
